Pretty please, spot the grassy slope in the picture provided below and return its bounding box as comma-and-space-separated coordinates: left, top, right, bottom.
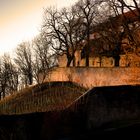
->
0, 81, 87, 115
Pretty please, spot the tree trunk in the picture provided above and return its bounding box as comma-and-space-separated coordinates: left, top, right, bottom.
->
66, 57, 73, 67
99, 56, 102, 67
113, 43, 121, 67
2, 91, 5, 99
85, 51, 89, 67
113, 55, 120, 67
66, 54, 75, 67
29, 74, 33, 85
85, 36, 90, 67
72, 56, 76, 67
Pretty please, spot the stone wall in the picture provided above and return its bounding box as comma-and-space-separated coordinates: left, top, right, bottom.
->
120, 54, 140, 67
46, 67, 140, 88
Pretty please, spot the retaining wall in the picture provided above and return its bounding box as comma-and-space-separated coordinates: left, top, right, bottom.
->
45, 67, 140, 88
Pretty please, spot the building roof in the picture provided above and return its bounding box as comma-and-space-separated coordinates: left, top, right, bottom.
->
81, 9, 140, 58
122, 9, 139, 20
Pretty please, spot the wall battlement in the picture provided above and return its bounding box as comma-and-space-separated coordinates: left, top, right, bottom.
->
45, 67, 140, 88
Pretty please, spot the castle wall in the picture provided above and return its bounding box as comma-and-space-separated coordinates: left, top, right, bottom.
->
46, 67, 140, 88
58, 50, 140, 68
120, 54, 140, 67
58, 54, 115, 67
58, 54, 67, 67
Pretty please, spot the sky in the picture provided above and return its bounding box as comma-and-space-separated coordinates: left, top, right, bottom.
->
0, 0, 78, 55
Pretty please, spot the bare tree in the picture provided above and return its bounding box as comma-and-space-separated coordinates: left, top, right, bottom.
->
117, 0, 140, 17
116, 0, 140, 54
92, 0, 140, 66
0, 54, 19, 99
32, 34, 56, 83
75, 0, 101, 66
42, 6, 85, 67
14, 42, 33, 86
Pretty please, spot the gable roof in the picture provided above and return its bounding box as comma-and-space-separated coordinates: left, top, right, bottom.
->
117, 8, 140, 23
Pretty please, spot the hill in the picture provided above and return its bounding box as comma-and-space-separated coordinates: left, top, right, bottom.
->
0, 81, 87, 115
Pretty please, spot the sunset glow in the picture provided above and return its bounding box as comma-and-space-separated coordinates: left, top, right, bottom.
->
0, 0, 78, 55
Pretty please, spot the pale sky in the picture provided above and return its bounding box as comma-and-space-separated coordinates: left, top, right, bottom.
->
0, 0, 78, 55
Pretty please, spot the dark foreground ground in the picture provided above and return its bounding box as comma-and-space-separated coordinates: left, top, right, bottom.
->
61, 122, 140, 140
0, 85, 140, 140
1, 118, 140, 140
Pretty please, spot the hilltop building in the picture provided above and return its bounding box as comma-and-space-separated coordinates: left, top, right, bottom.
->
40, 9, 140, 88
58, 9, 140, 68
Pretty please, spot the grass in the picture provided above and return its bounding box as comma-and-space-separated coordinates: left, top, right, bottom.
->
0, 81, 87, 115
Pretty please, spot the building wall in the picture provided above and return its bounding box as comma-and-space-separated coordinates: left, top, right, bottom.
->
58, 54, 67, 67
58, 52, 140, 68
120, 54, 140, 67
46, 67, 140, 88
58, 53, 115, 67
